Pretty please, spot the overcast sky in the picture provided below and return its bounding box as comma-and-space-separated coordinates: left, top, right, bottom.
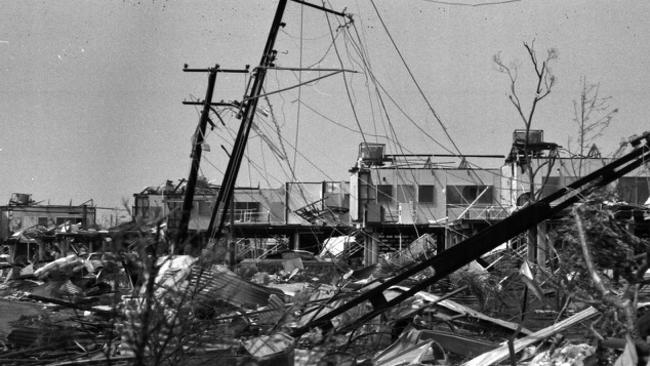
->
1, 0, 649, 210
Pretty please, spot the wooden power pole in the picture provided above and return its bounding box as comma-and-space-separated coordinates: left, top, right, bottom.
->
205, 0, 288, 251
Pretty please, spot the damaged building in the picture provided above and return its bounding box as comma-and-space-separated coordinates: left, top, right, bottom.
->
128, 130, 650, 267
0, 193, 96, 243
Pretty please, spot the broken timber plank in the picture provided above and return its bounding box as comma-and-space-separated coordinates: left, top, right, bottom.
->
417, 329, 498, 356
387, 286, 533, 335
462, 306, 599, 366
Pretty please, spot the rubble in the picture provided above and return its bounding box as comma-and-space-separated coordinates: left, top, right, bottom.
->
462, 307, 599, 366
1, 192, 650, 365
371, 328, 447, 365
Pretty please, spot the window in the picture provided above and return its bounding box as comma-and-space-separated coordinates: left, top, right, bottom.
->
233, 202, 260, 211
324, 182, 342, 194
377, 185, 393, 203
418, 185, 435, 203
38, 217, 49, 226
477, 186, 494, 204
232, 202, 261, 222
446, 185, 494, 205
166, 201, 183, 229
396, 185, 415, 203
56, 217, 83, 225
166, 201, 183, 216
135, 197, 150, 218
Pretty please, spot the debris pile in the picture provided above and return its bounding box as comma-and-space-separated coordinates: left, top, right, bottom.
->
0, 198, 649, 365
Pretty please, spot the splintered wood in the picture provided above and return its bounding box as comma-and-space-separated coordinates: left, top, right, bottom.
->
462, 306, 599, 366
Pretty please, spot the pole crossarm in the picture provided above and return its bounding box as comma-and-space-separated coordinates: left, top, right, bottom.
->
260, 66, 358, 73
290, 0, 349, 18
241, 70, 342, 103
183, 64, 250, 73
182, 101, 240, 107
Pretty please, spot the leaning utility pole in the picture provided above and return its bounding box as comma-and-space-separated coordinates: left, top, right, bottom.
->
178, 64, 248, 251
176, 66, 217, 249
205, 0, 288, 250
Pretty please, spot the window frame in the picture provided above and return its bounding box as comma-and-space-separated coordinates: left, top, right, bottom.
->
418, 185, 435, 204
446, 185, 494, 205
376, 185, 393, 203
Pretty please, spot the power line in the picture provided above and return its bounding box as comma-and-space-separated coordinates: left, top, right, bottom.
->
369, 0, 464, 157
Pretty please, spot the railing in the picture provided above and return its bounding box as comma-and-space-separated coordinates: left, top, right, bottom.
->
294, 196, 349, 224
229, 209, 270, 223
236, 238, 286, 259
446, 205, 509, 221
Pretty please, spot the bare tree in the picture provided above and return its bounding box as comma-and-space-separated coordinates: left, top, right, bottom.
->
494, 42, 557, 138
494, 41, 558, 263
569, 77, 618, 176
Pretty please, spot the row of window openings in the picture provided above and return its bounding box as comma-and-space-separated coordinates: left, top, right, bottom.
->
376, 185, 494, 205
139, 201, 262, 218
38, 217, 84, 226
138, 183, 499, 216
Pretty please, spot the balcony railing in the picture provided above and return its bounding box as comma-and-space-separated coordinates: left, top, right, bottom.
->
230, 209, 270, 223
446, 205, 509, 221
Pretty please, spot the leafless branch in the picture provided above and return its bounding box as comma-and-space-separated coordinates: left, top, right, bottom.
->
573, 206, 637, 337
570, 76, 618, 172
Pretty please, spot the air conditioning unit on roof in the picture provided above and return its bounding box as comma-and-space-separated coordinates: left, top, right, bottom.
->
10, 193, 32, 206
358, 143, 385, 165
513, 129, 543, 145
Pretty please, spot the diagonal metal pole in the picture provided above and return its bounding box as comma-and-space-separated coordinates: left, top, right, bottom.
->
206, 0, 288, 250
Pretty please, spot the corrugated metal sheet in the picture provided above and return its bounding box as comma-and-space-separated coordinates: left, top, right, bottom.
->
188, 265, 283, 308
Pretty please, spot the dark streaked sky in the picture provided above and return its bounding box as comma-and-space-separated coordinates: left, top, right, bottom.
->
1, 0, 649, 210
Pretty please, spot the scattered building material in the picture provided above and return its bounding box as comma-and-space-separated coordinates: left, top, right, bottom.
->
26, 294, 115, 316
386, 286, 533, 335
416, 329, 498, 357
243, 332, 294, 359
372, 328, 445, 366
462, 306, 599, 366
613, 336, 638, 366
191, 264, 284, 308
151, 255, 283, 308
528, 343, 595, 366
320, 235, 356, 258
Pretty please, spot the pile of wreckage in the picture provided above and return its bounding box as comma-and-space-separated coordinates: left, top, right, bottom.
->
1, 213, 650, 366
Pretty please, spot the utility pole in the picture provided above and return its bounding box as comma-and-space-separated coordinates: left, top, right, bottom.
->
177, 66, 217, 251
178, 64, 249, 253
206, 0, 288, 250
